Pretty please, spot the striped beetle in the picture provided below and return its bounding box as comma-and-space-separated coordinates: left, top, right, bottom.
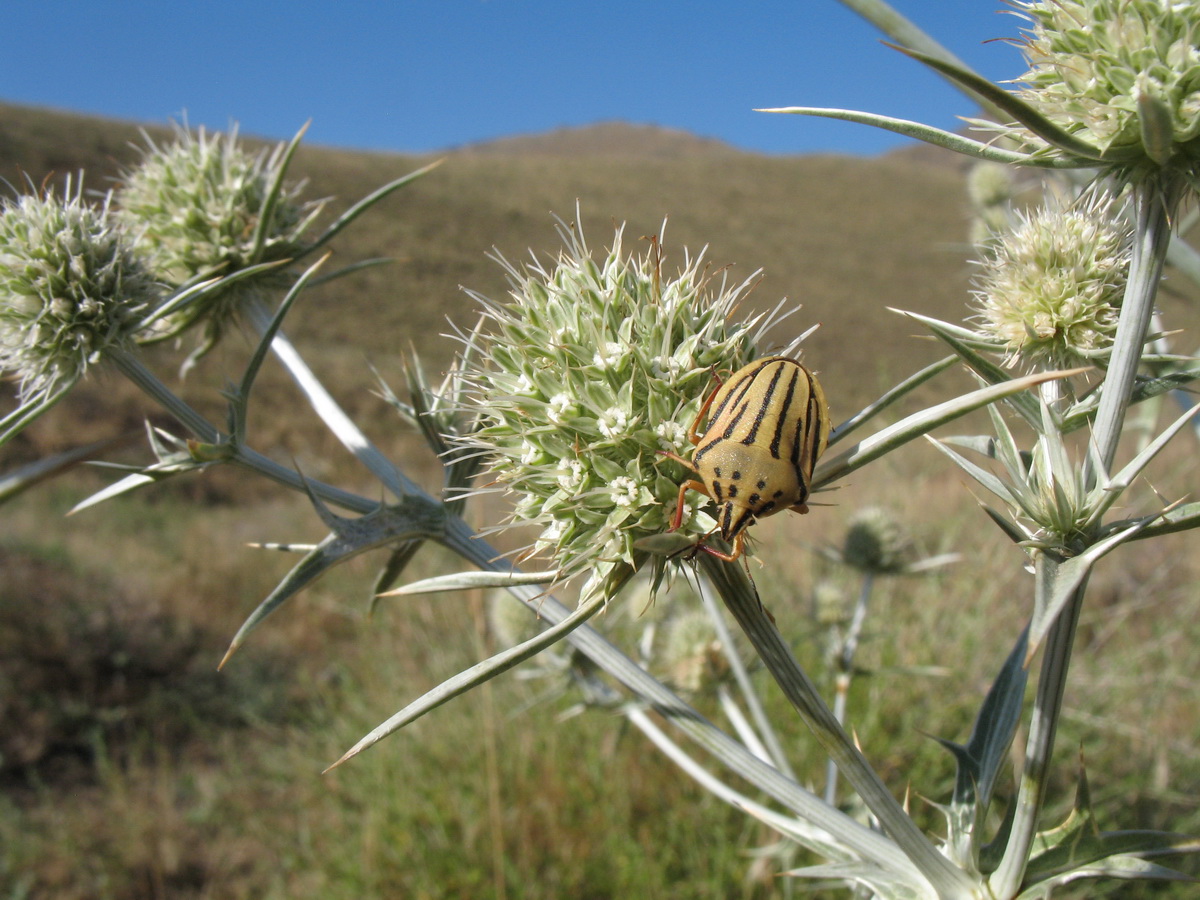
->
665, 356, 831, 562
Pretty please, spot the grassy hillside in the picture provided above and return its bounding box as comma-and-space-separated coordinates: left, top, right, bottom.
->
1, 100, 982, 416
2, 101, 1198, 899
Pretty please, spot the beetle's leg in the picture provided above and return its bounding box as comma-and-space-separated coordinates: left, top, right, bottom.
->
695, 530, 744, 562
659, 449, 698, 473
669, 479, 708, 532
686, 368, 727, 445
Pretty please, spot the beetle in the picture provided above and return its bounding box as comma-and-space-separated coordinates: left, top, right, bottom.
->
664, 355, 831, 562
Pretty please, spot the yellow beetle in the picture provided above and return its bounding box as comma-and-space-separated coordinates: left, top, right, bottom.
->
666, 356, 831, 562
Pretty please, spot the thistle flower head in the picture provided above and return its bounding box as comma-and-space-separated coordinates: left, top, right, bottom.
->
841, 507, 912, 575
115, 122, 324, 343
967, 162, 1016, 250
1008, 0, 1200, 179
812, 580, 851, 626
659, 608, 732, 693
971, 193, 1131, 369
0, 178, 158, 404
459, 215, 806, 603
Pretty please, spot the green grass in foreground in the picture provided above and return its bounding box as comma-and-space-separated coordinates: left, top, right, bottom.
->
3, 442, 1198, 898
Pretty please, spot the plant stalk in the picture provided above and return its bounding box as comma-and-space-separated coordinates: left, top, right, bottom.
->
990, 571, 1087, 898
825, 573, 875, 806
438, 515, 922, 881
1089, 184, 1173, 476
699, 555, 979, 899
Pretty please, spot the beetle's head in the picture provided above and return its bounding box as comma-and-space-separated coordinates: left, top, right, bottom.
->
716, 497, 757, 544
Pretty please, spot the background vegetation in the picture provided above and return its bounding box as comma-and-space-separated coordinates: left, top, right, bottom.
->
1, 100, 1197, 898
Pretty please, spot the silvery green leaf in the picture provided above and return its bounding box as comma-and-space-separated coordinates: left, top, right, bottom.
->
304, 158, 443, 256
1084, 400, 1200, 529
327, 588, 610, 771
898, 309, 1045, 430
1027, 516, 1157, 661
0, 389, 69, 448
376, 568, 560, 597
979, 504, 1032, 545
829, 355, 957, 446
814, 369, 1087, 489
136, 261, 287, 336
69, 426, 211, 513
220, 487, 444, 667
926, 436, 1021, 508
836, 0, 1004, 117
1015, 855, 1197, 897
305, 256, 392, 289
232, 256, 329, 438
242, 290, 417, 501
885, 44, 1126, 164
368, 540, 425, 611
938, 435, 999, 457
68, 458, 199, 513
1110, 500, 1200, 541
1019, 771, 1199, 897
700, 557, 972, 897
935, 627, 1029, 867
782, 861, 934, 900
249, 120, 308, 263
0, 438, 116, 505
1059, 365, 1200, 434
758, 105, 1045, 165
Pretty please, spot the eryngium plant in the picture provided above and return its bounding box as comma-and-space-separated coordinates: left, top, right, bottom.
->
457, 217, 804, 602
0, 177, 159, 406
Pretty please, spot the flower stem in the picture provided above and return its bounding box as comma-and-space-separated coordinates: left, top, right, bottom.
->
993, 181, 1173, 898
1089, 184, 1173, 475
700, 555, 978, 899
110, 349, 379, 514
991, 566, 1087, 898
825, 572, 875, 806
438, 517, 918, 879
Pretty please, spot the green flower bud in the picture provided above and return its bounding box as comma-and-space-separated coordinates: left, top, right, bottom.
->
458, 215, 806, 602
0, 179, 158, 403
1009, 0, 1200, 179
115, 123, 324, 344
841, 507, 912, 575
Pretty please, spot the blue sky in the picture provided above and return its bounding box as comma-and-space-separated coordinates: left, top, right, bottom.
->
1, 2, 1028, 156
